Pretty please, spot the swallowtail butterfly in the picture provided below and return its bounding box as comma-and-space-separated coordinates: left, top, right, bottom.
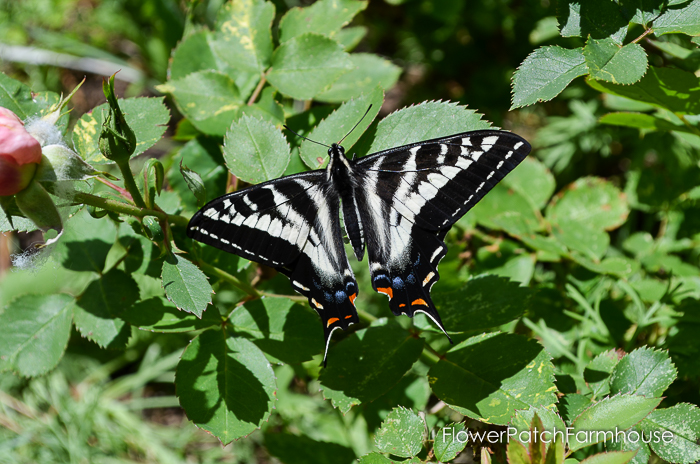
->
187, 120, 531, 365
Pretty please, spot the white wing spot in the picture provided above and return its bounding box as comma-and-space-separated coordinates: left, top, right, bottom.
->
482, 135, 499, 152
487, 171, 494, 180
505, 150, 513, 159
440, 144, 448, 154
423, 272, 435, 286
476, 181, 485, 192
461, 137, 472, 146
243, 195, 258, 211
431, 247, 443, 263
292, 280, 310, 292
456, 157, 473, 170
514, 142, 524, 150
472, 151, 484, 161
497, 160, 504, 169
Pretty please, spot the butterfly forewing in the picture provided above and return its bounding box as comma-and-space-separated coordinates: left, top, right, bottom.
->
187, 172, 360, 365
353, 130, 531, 333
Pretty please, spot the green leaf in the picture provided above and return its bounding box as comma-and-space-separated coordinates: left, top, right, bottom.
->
278, 0, 367, 42
315, 53, 402, 103
0, 294, 73, 377
557, 0, 628, 43
375, 407, 424, 458
569, 394, 661, 450
584, 38, 648, 85
575, 256, 640, 278
169, 30, 258, 99
161, 254, 213, 317
599, 111, 697, 134
0, 72, 36, 119
503, 157, 556, 211
319, 319, 424, 413
433, 275, 533, 333
213, 0, 275, 74
179, 161, 207, 208
470, 183, 542, 233
547, 177, 629, 231
585, 349, 621, 399
265, 433, 357, 464
434, 423, 468, 462
653, 0, 700, 36
267, 33, 353, 100
228, 297, 322, 364
121, 296, 221, 333
510, 406, 567, 446
224, 115, 291, 183
638, 403, 700, 464
357, 101, 490, 157
53, 210, 117, 273
605, 427, 651, 464
552, 219, 610, 261
561, 393, 594, 425
586, 66, 700, 114
579, 451, 639, 464
609, 347, 677, 398
300, 86, 383, 168
156, 70, 243, 137
429, 333, 557, 425
72, 97, 170, 164
72, 270, 138, 349
507, 440, 531, 464
358, 453, 394, 464
335, 25, 368, 51
176, 328, 276, 445
621, 0, 663, 26
511, 46, 589, 109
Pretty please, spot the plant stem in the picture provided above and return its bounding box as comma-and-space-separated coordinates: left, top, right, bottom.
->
197, 260, 259, 297
115, 159, 146, 208
67, 191, 189, 227
247, 73, 267, 106
632, 27, 653, 44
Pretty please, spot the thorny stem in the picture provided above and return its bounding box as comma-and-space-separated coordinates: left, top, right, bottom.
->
96, 176, 131, 199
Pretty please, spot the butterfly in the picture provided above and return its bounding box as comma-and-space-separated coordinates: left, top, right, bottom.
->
187, 118, 531, 365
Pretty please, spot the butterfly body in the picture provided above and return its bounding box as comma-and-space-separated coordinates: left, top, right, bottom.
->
187, 129, 531, 364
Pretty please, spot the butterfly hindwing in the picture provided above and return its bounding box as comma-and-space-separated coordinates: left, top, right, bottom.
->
353, 130, 531, 334
187, 173, 360, 364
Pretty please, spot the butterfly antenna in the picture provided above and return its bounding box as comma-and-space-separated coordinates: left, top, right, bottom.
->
283, 125, 331, 148
338, 104, 373, 145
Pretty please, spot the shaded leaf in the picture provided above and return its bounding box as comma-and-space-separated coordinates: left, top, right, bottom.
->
72, 270, 138, 349
122, 296, 221, 333
557, 0, 628, 43
429, 333, 557, 425
587, 66, 700, 114
176, 328, 276, 444
229, 297, 322, 364
319, 319, 424, 413
547, 177, 629, 231
434, 423, 468, 462
265, 432, 356, 464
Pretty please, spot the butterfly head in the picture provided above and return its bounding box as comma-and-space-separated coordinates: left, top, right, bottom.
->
328, 143, 346, 159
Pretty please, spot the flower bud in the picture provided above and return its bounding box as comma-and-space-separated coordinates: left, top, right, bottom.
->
0, 107, 42, 196
98, 74, 136, 163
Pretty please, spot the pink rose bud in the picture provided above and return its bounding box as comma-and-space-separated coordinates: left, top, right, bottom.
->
0, 107, 42, 196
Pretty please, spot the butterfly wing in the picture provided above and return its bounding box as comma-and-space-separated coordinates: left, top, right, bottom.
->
353, 130, 531, 334
187, 172, 360, 364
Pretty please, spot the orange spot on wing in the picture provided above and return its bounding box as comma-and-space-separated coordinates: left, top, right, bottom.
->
412, 299, 428, 306
327, 317, 339, 327
377, 287, 393, 299
349, 293, 357, 304
344, 315, 353, 319
399, 303, 406, 308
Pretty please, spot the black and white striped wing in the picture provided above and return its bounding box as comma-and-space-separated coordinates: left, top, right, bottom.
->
187, 172, 360, 364
354, 130, 531, 333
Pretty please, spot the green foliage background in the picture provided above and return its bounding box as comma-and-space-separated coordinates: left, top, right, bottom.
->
1, 0, 700, 463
